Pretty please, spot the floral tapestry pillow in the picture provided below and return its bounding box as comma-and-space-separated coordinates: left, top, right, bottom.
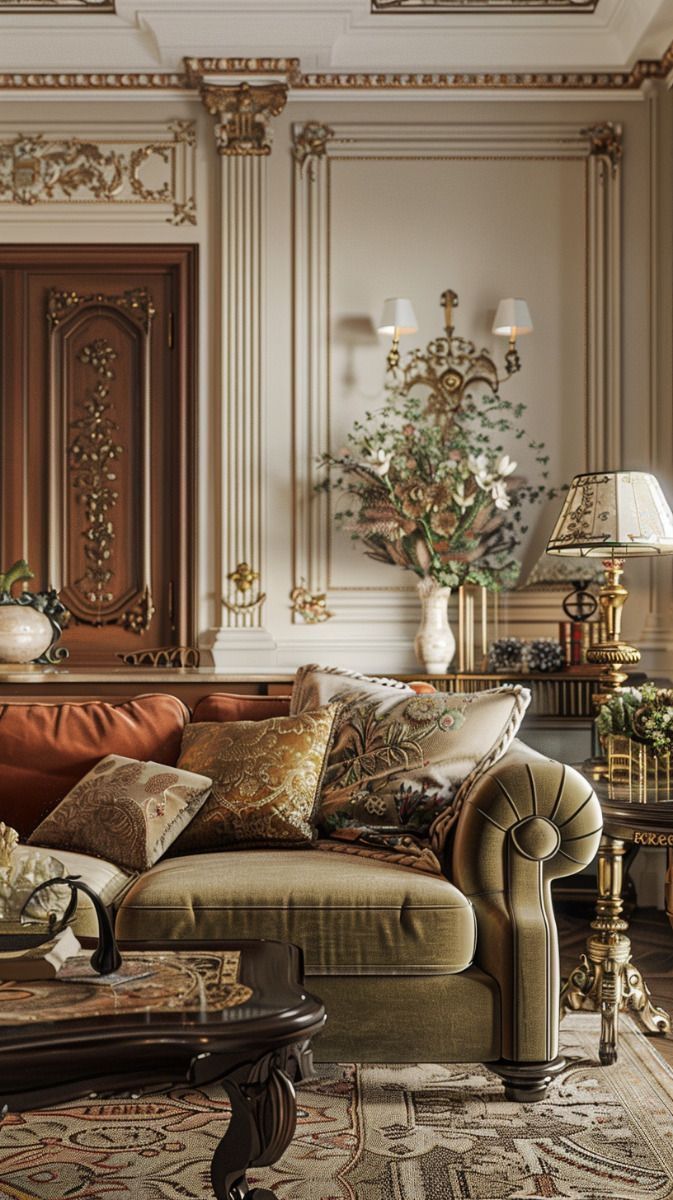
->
171, 705, 339, 853
290, 663, 415, 717
318, 686, 530, 839
28, 755, 212, 872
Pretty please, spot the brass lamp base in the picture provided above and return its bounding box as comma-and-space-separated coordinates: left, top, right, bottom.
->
588, 557, 640, 701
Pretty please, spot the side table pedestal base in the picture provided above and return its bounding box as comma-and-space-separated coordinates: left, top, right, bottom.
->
561, 834, 670, 1065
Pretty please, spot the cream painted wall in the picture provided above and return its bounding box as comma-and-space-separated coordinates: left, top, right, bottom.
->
0, 85, 669, 674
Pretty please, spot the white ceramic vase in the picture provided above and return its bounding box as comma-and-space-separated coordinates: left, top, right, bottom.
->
414, 577, 455, 674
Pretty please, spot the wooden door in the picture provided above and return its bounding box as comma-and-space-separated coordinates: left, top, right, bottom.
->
0, 246, 197, 664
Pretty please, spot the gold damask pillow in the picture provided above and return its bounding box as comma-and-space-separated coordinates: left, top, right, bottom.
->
28, 755, 212, 872
171, 706, 338, 853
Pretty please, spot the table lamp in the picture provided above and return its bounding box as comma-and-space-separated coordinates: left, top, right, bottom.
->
546, 471, 673, 698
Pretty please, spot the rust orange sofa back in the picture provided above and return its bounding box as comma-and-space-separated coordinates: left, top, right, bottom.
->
0, 694, 189, 837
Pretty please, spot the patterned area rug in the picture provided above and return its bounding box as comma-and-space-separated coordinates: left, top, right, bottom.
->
2, 1013, 673, 1199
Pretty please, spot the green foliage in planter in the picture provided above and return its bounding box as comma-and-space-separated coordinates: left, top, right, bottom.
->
596, 683, 673, 758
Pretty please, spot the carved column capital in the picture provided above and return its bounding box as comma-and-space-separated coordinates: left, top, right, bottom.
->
200, 82, 288, 156
291, 121, 335, 180
581, 121, 623, 174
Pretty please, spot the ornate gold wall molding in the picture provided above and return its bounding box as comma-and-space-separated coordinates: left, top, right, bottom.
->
292, 120, 622, 626
200, 82, 288, 156
0, 122, 196, 224
372, 0, 598, 10
291, 121, 335, 180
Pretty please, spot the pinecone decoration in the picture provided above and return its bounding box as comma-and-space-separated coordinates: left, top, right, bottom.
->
487, 636, 525, 673
526, 638, 564, 673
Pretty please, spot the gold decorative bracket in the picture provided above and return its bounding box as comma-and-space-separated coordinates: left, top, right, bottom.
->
200, 82, 288, 156
291, 122, 334, 180
290, 583, 334, 624
222, 562, 266, 615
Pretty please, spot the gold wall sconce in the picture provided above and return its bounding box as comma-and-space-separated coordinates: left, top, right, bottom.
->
377, 288, 533, 381
222, 562, 266, 616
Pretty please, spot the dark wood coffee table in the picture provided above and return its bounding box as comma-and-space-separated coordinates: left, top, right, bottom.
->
0, 938, 325, 1200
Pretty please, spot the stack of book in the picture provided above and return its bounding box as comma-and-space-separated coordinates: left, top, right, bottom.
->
0, 924, 81, 980
559, 619, 608, 667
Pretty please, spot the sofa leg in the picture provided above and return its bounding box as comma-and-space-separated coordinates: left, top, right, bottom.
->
286, 1039, 316, 1083
489, 1056, 567, 1102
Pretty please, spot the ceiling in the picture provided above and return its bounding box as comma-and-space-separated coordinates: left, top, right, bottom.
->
0, 0, 670, 79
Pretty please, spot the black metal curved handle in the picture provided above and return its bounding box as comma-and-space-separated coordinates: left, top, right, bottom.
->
20, 875, 122, 975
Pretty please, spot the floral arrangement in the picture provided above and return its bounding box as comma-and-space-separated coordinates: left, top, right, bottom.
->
596, 683, 673, 758
318, 377, 552, 591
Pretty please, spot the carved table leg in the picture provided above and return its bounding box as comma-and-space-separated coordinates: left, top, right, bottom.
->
211, 1050, 297, 1200
561, 835, 670, 1065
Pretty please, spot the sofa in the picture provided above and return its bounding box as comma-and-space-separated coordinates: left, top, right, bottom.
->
0, 688, 602, 1101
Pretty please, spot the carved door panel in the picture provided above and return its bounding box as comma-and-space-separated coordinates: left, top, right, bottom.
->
0, 247, 196, 664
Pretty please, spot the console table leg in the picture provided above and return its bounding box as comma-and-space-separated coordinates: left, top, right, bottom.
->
211, 1051, 297, 1200
561, 834, 669, 1062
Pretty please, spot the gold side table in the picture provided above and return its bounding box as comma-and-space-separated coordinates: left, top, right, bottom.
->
561, 768, 672, 1065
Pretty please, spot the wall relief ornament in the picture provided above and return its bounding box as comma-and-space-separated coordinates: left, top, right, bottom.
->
0, 123, 196, 224
200, 82, 288, 155
291, 122, 335, 181
581, 121, 623, 175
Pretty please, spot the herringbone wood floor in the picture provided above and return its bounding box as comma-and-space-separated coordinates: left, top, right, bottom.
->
559, 905, 673, 1066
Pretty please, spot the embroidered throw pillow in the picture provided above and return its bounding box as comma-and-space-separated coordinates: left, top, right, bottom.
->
291, 663, 415, 717
318, 686, 530, 839
28, 755, 212, 873
171, 704, 339, 853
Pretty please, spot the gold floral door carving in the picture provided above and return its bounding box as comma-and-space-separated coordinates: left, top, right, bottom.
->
47, 288, 155, 632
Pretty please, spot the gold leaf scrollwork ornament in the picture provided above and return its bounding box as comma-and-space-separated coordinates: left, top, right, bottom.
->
291, 121, 334, 181
290, 583, 333, 624
222, 563, 266, 614
200, 82, 288, 156
48, 287, 156, 332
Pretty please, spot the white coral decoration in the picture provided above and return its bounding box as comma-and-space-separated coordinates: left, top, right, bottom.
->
0, 848, 68, 923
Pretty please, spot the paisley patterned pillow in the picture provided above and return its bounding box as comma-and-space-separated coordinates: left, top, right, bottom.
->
171, 705, 339, 853
28, 755, 212, 872
318, 687, 530, 839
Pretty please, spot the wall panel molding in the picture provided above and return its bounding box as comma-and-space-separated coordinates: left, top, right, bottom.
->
0, 120, 196, 225
292, 118, 622, 636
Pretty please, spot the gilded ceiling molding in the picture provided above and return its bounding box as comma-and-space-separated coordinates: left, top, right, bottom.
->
200, 82, 288, 155
291, 121, 335, 180
0, 43, 672, 92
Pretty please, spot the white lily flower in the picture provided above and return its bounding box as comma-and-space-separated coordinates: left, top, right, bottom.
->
491, 480, 511, 511
497, 454, 517, 478
467, 452, 493, 490
453, 482, 475, 511
372, 449, 392, 477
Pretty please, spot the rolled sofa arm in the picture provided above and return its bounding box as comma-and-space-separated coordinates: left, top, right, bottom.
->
451, 743, 602, 1074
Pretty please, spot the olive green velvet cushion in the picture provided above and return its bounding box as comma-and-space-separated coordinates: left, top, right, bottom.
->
115, 848, 476, 976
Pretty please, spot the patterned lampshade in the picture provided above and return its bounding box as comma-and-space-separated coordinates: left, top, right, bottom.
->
546, 471, 673, 557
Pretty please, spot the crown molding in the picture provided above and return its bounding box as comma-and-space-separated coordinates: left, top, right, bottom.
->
0, 44, 670, 92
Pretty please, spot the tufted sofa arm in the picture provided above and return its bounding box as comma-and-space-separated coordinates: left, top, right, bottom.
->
451, 742, 602, 1086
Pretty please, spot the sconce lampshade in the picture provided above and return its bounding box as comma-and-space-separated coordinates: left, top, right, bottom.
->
546, 471, 673, 557
378, 297, 418, 336
492, 298, 533, 338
